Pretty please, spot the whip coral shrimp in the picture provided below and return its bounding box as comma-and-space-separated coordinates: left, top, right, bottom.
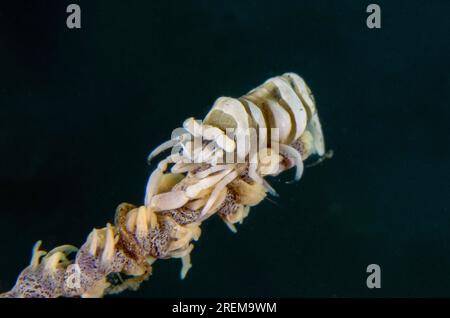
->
0, 72, 330, 298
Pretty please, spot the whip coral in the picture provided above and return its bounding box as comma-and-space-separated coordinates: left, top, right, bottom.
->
0, 73, 330, 298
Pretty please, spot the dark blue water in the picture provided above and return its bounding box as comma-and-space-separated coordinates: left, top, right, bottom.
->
0, 0, 449, 297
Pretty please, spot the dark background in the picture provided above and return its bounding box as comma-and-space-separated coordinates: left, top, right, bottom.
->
0, 0, 449, 297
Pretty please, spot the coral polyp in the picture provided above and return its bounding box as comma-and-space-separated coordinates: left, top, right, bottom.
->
0, 73, 330, 298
